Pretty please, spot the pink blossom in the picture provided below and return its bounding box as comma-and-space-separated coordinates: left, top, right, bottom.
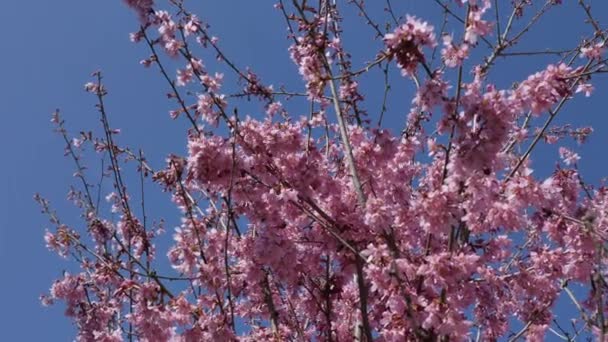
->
441, 34, 470, 68
465, 1, 493, 44
164, 39, 183, 56
384, 15, 436, 76
184, 15, 201, 36
176, 69, 192, 86
84, 82, 100, 94
200, 72, 223, 93
71, 137, 83, 148
49, 273, 86, 316
545, 134, 559, 144
413, 73, 449, 112
51, 110, 60, 124
576, 82, 594, 97
513, 63, 573, 115
129, 30, 144, 43
195, 93, 225, 124
122, 0, 153, 22
580, 42, 605, 59
266, 101, 283, 116
289, 35, 327, 98
559, 147, 580, 165
139, 58, 152, 68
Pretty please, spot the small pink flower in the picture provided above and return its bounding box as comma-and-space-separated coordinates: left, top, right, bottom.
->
576, 83, 594, 97
201, 72, 223, 92
559, 147, 580, 165
84, 82, 98, 93
441, 34, 469, 67
580, 42, 605, 60
545, 134, 559, 144
189, 58, 204, 73
266, 102, 283, 116
72, 138, 83, 148
39, 294, 54, 307
464, 0, 492, 44
176, 68, 193, 86
164, 39, 183, 57
129, 31, 144, 43
184, 15, 201, 36
139, 58, 152, 68
51, 110, 60, 124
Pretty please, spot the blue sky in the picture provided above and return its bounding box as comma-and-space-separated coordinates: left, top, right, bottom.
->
0, 1, 607, 340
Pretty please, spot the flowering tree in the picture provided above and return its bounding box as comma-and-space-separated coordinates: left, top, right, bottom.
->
37, 0, 608, 340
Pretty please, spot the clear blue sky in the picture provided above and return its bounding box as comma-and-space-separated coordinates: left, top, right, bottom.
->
0, 1, 607, 340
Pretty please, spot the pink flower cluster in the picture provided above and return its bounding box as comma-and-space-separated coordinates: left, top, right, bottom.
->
384, 16, 437, 76
123, 0, 153, 22
152, 10, 182, 56
581, 42, 606, 60
464, 0, 493, 44
513, 63, 574, 115
441, 34, 470, 68
289, 34, 328, 99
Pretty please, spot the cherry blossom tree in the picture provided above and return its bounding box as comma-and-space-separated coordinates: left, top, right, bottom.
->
38, 0, 608, 340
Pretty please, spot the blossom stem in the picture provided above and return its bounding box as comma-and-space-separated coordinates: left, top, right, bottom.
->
325, 50, 373, 342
